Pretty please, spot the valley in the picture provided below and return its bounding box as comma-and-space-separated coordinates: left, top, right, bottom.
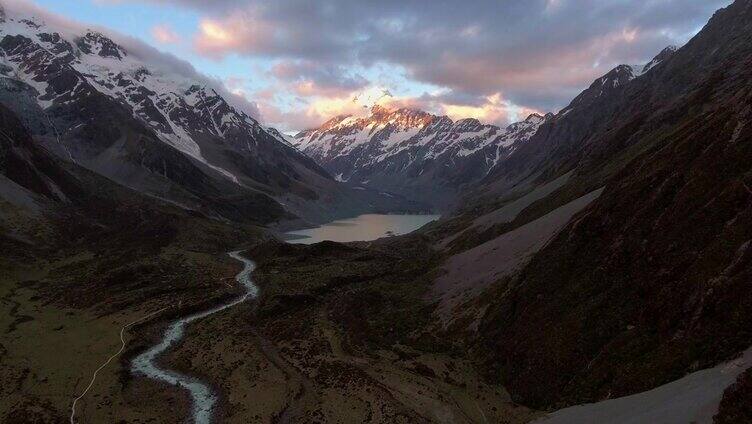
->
128, 251, 257, 424
1, 1, 752, 423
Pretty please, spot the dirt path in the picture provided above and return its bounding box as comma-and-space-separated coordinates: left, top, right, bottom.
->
69, 306, 170, 423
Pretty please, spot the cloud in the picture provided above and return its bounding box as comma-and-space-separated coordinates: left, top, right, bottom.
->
255, 99, 339, 133
192, 6, 356, 61
379, 91, 541, 126
270, 61, 368, 97
159, 0, 730, 115
23, 0, 734, 130
151, 23, 181, 44
438, 93, 541, 126
254, 84, 540, 133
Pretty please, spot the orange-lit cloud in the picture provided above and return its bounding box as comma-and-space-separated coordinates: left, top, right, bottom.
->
151, 24, 181, 44
194, 11, 276, 58
162, 0, 728, 130
250, 84, 541, 132
441, 94, 514, 124
195, 19, 239, 54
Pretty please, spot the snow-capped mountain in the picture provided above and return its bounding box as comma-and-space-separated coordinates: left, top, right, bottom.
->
0, 14, 253, 180
0, 6, 419, 225
293, 104, 552, 208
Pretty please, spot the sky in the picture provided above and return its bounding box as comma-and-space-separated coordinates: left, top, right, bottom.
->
14, 0, 733, 131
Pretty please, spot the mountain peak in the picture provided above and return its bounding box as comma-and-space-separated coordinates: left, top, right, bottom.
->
317, 114, 353, 132
76, 30, 126, 59
523, 113, 545, 123
641, 45, 677, 73
372, 106, 437, 130
370, 103, 392, 117
351, 87, 393, 110
455, 117, 482, 126
560, 44, 680, 115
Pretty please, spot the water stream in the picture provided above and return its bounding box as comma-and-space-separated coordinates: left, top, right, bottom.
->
130, 250, 256, 424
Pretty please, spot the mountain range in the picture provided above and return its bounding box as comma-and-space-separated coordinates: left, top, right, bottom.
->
1, 1, 752, 423
293, 105, 551, 208
0, 8, 421, 228
430, 0, 752, 414
291, 43, 677, 211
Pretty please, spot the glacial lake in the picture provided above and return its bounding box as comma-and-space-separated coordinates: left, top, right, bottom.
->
285, 214, 440, 244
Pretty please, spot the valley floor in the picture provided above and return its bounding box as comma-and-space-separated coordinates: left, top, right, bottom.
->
3, 227, 750, 423
0, 247, 242, 422
158, 239, 538, 423
0, 236, 538, 423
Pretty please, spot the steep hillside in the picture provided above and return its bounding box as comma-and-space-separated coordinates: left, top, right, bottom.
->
471, 44, 678, 203
0, 100, 261, 252
469, 0, 752, 410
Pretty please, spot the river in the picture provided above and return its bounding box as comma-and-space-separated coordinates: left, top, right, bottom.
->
130, 250, 256, 424
129, 214, 437, 422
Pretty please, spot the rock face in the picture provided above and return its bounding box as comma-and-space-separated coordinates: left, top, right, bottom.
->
0, 101, 242, 259
472, 0, 752, 410
715, 368, 752, 424
0, 102, 84, 205
294, 104, 551, 209
0, 9, 417, 225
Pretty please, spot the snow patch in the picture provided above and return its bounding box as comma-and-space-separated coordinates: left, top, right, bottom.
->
535, 347, 752, 424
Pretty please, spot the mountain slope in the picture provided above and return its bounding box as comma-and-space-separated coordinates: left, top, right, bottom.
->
294, 105, 551, 209
0, 7, 417, 226
0, 99, 260, 250
472, 45, 679, 204
0, 100, 284, 422
464, 0, 752, 410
